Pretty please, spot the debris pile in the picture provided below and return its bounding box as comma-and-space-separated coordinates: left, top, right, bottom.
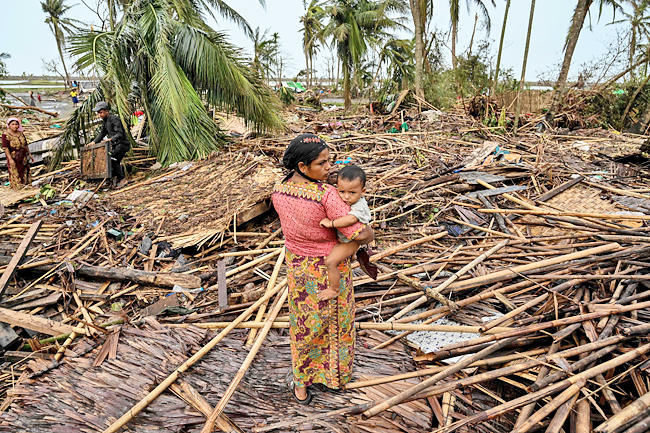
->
0, 107, 649, 432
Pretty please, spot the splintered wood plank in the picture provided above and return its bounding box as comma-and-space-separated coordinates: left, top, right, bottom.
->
0, 307, 75, 336
0, 221, 42, 300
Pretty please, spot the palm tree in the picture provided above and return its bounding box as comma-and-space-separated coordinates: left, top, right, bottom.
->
545, 0, 623, 124
55, 0, 283, 167
0, 53, 9, 78
41, 0, 82, 89
448, 0, 496, 70
491, 0, 511, 95
409, 0, 425, 97
321, 0, 409, 108
103, 0, 263, 36
301, 0, 325, 87
611, 0, 650, 80
513, 0, 536, 132
252, 27, 280, 82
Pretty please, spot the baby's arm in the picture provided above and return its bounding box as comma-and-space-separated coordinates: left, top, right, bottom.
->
320, 214, 359, 229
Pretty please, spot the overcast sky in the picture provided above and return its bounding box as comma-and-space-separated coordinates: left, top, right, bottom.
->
0, 0, 628, 82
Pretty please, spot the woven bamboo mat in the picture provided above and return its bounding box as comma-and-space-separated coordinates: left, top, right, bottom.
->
522, 186, 621, 237
0, 187, 37, 207
0, 323, 431, 433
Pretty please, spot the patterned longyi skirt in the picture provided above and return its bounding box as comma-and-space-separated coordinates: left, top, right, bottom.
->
285, 249, 355, 389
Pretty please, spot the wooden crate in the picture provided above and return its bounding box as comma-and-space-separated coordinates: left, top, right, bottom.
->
80, 142, 112, 180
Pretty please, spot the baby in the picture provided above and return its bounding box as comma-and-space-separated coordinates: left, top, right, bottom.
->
319, 165, 372, 301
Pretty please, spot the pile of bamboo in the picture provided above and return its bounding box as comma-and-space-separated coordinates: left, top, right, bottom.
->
0, 106, 649, 432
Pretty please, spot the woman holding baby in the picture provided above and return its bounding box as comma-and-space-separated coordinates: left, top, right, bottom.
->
272, 133, 374, 404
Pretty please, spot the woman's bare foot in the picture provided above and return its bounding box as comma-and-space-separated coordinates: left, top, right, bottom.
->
317, 288, 339, 301
294, 384, 308, 400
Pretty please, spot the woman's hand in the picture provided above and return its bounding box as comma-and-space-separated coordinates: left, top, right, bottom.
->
320, 218, 334, 228
354, 226, 374, 246
29, 154, 34, 163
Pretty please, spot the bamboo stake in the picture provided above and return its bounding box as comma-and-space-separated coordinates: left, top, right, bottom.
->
575, 387, 591, 433
245, 248, 285, 345
200, 287, 289, 433
101, 278, 287, 433
362, 337, 519, 419
546, 391, 580, 433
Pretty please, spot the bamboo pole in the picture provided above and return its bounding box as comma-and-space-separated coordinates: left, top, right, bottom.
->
546, 391, 580, 433
454, 343, 650, 433
443, 243, 619, 292
480, 292, 548, 332
513, 341, 560, 428
594, 390, 650, 433
341, 348, 547, 390
527, 343, 620, 392
369, 231, 447, 262
164, 321, 511, 334
245, 248, 285, 345
511, 378, 587, 433
426, 239, 510, 302
101, 278, 287, 433
479, 208, 650, 221
200, 287, 289, 433
225, 249, 282, 278
411, 336, 625, 401
362, 337, 519, 419
375, 263, 457, 309
427, 309, 616, 354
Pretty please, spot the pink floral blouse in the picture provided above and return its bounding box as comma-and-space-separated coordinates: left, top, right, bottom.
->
272, 181, 366, 257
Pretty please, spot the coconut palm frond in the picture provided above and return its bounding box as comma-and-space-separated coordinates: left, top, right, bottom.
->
54, 0, 283, 167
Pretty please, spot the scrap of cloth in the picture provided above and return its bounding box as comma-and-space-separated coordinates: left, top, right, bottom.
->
272, 180, 365, 389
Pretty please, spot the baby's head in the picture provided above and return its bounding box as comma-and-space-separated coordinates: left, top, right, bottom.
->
336, 165, 366, 206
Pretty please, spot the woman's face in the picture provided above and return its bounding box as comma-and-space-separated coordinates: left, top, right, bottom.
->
8, 121, 19, 132
301, 149, 331, 182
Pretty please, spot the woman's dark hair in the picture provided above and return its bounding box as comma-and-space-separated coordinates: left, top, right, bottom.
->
282, 133, 329, 182
338, 165, 366, 187
8, 120, 18, 125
